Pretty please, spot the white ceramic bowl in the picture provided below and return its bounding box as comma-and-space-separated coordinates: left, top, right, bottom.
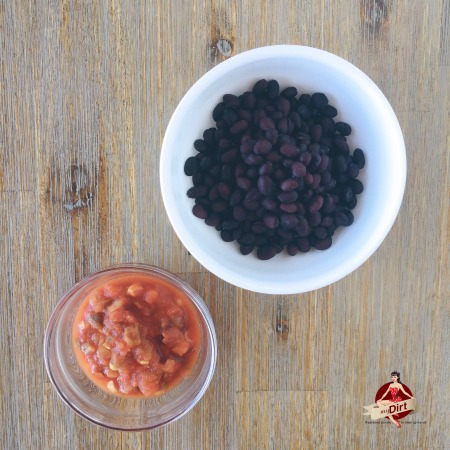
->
160, 45, 406, 294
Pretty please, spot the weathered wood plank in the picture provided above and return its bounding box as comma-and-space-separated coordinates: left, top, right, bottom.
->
0, 0, 448, 449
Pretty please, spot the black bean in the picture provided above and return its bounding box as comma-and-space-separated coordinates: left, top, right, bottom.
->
239, 109, 252, 122
223, 107, 238, 125
310, 124, 322, 143
195, 197, 210, 207
244, 154, 263, 166
277, 191, 298, 203
346, 162, 360, 179
353, 148, 365, 169
259, 162, 273, 175
199, 155, 213, 170
341, 185, 353, 203
308, 212, 322, 227
336, 121, 352, 136
223, 93, 240, 108
280, 178, 299, 192
291, 161, 307, 178
266, 151, 282, 163
252, 79, 268, 95
245, 187, 261, 202
229, 189, 243, 206
298, 104, 312, 120
257, 245, 277, 260
287, 243, 298, 256
280, 214, 299, 229
192, 172, 203, 186
217, 182, 231, 200
232, 205, 246, 222
277, 117, 290, 133
347, 196, 357, 210
263, 214, 280, 229
184, 157, 198, 176
254, 138, 272, 155
308, 194, 324, 213
281, 86, 298, 98
212, 102, 225, 121
192, 204, 208, 219
318, 154, 330, 173
315, 237, 332, 250
194, 139, 208, 153
350, 178, 364, 194
239, 233, 255, 245
221, 220, 239, 230
220, 148, 237, 164
298, 94, 311, 105
295, 216, 310, 237
208, 185, 220, 201
203, 127, 216, 144
249, 169, 260, 181
233, 227, 244, 240
280, 203, 297, 213
261, 197, 278, 212
187, 185, 208, 198
334, 140, 350, 154
344, 210, 354, 226
298, 151, 312, 166
264, 128, 278, 144
257, 175, 275, 196
289, 111, 302, 129
230, 120, 248, 135
304, 173, 313, 185
267, 80, 280, 99
333, 155, 347, 173
323, 104, 337, 118
259, 117, 275, 130
311, 92, 328, 109
335, 210, 350, 226
252, 222, 267, 234
240, 140, 255, 154
220, 230, 234, 242
240, 244, 255, 255
321, 215, 334, 227
308, 152, 322, 172
205, 214, 221, 227
296, 237, 311, 252
243, 199, 259, 210
275, 96, 291, 116
280, 143, 299, 158
242, 91, 256, 110
211, 200, 228, 213
314, 226, 328, 240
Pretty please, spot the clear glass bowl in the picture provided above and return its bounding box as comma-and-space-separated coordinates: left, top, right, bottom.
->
43, 264, 217, 431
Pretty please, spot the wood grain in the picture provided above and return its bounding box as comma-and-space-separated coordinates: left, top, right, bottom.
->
0, 0, 448, 449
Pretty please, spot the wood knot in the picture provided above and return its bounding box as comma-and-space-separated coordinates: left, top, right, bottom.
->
216, 38, 233, 57
64, 164, 94, 212
360, 0, 388, 32
211, 37, 234, 59
275, 306, 289, 341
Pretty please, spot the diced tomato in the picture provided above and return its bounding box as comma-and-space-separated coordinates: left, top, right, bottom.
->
167, 306, 187, 329
103, 281, 125, 298
162, 359, 179, 376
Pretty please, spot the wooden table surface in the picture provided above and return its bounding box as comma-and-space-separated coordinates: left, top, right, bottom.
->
1, 1, 449, 449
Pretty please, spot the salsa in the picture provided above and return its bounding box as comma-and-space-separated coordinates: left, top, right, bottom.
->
72, 274, 201, 397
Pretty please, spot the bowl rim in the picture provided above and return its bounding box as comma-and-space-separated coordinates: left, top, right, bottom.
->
43, 263, 218, 431
160, 45, 407, 294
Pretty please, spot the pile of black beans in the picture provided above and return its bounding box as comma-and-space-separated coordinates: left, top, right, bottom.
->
184, 79, 365, 260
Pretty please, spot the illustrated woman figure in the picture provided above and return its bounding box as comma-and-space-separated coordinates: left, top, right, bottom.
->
376, 371, 414, 428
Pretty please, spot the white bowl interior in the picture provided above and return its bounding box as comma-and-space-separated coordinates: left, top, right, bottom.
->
160, 46, 406, 294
